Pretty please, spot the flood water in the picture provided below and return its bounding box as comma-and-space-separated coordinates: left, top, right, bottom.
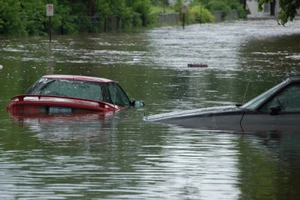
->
1, 19, 300, 199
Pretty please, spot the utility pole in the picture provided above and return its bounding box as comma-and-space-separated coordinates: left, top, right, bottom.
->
182, 5, 186, 29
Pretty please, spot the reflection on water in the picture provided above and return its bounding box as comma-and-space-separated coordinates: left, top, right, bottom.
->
1, 20, 300, 199
14, 113, 117, 141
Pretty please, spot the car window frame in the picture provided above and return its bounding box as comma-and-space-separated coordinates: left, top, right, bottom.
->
25, 78, 133, 107
107, 83, 131, 107
259, 82, 300, 113
240, 80, 288, 110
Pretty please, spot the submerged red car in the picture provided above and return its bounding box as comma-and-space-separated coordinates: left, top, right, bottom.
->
7, 74, 144, 116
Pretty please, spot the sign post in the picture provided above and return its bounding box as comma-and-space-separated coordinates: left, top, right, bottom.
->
182, 5, 186, 29
46, 4, 54, 42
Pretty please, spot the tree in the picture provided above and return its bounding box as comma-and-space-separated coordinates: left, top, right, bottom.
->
0, 0, 26, 36
259, 0, 300, 25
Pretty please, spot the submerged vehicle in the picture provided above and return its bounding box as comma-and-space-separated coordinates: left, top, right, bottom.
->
7, 74, 144, 117
145, 77, 300, 132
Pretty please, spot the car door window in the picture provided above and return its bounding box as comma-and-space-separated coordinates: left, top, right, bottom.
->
108, 83, 131, 106
260, 83, 300, 112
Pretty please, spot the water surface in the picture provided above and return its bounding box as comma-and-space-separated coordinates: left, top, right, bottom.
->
1, 19, 300, 199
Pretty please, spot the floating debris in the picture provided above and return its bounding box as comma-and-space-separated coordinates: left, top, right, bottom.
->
0, 65, 3, 70
187, 63, 208, 68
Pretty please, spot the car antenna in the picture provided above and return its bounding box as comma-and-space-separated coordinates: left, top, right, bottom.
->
242, 68, 254, 104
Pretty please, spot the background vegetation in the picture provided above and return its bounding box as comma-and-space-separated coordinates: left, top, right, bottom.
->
0, 0, 246, 37
259, 0, 300, 25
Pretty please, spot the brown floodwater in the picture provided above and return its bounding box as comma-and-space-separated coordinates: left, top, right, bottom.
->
0, 19, 300, 199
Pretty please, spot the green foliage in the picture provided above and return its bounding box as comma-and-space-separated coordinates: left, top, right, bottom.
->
228, 0, 247, 18
207, 0, 231, 19
151, 6, 174, 14
0, 0, 246, 36
52, 2, 79, 34
174, 0, 244, 24
189, 4, 215, 23
206, 0, 246, 20
197, 0, 210, 5
173, 0, 214, 25
131, 0, 153, 26
20, 0, 47, 36
0, 0, 158, 36
259, 0, 300, 25
173, 0, 183, 13
151, 0, 168, 7
0, 0, 26, 36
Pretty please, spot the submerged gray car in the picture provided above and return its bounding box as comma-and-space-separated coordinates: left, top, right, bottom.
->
145, 77, 300, 132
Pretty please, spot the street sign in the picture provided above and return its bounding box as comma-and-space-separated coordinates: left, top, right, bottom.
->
46, 4, 54, 16
46, 4, 54, 42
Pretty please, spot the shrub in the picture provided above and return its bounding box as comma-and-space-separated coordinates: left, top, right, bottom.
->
207, 0, 231, 19
189, 4, 214, 23
206, 0, 246, 20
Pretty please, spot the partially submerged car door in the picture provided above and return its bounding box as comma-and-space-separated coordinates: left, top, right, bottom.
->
240, 110, 277, 132
242, 82, 300, 132
271, 83, 300, 132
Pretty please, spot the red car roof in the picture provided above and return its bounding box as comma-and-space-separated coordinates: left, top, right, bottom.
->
42, 75, 115, 83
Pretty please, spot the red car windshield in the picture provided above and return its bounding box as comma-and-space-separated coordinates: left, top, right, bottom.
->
25, 78, 131, 107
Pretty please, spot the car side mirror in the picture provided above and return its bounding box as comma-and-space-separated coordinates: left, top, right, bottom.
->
132, 101, 145, 108
270, 106, 281, 115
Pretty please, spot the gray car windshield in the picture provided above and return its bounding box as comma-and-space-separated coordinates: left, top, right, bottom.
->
26, 78, 131, 106
240, 80, 287, 110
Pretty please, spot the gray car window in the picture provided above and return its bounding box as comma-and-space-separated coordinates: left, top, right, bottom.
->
260, 83, 300, 112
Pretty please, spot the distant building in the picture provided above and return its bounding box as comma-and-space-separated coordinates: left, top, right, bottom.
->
246, 0, 279, 19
